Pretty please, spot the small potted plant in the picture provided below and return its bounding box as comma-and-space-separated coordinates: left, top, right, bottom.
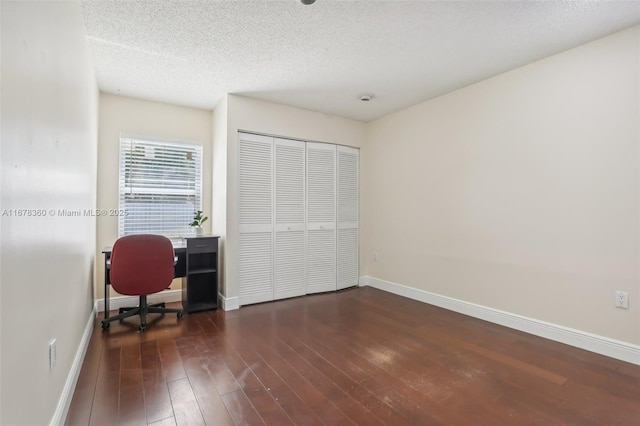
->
190, 210, 208, 236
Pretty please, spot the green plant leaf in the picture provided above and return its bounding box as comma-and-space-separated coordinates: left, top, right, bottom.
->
190, 210, 208, 227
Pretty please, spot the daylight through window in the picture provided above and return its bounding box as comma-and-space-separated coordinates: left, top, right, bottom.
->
119, 136, 203, 239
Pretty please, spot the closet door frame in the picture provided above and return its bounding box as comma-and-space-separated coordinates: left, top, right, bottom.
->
237, 132, 359, 305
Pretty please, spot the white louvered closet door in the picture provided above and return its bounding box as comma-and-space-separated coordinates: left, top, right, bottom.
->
238, 132, 274, 305
274, 138, 306, 300
306, 142, 337, 294
337, 146, 359, 290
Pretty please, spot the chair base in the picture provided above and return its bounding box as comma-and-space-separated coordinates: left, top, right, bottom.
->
102, 295, 183, 332
119, 301, 166, 314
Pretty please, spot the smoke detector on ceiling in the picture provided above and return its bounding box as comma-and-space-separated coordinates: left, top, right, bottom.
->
359, 93, 375, 102
300, 0, 316, 4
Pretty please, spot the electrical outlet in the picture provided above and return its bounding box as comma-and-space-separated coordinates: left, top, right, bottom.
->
615, 291, 629, 309
49, 339, 56, 371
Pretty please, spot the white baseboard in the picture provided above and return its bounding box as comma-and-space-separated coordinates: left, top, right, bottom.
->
220, 294, 240, 311
359, 276, 640, 365
96, 289, 182, 313
97, 290, 240, 313
50, 306, 96, 426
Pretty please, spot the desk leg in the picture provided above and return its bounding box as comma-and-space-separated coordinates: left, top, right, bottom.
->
104, 282, 109, 319
104, 256, 110, 319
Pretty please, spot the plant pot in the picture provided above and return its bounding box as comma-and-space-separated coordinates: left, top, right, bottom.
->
195, 227, 204, 236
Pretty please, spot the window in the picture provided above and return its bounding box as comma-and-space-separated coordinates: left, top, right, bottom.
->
119, 135, 203, 239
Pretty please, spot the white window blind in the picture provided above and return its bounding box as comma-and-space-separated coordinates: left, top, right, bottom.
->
119, 136, 203, 239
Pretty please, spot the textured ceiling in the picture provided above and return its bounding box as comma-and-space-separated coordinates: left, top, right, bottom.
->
81, 0, 640, 122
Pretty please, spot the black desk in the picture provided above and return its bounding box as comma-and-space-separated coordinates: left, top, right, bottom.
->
102, 241, 188, 319
102, 236, 220, 318
182, 236, 219, 313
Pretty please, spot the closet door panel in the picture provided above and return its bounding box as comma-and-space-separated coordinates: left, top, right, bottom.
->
306, 142, 336, 293
337, 227, 358, 289
238, 232, 273, 305
238, 132, 273, 305
274, 138, 306, 299
274, 230, 305, 298
307, 229, 337, 293
337, 146, 359, 289
307, 144, 336, 225
239, 134, 273, 229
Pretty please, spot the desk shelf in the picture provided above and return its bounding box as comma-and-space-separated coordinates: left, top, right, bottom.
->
182, 236, 219, 313
189, 267, 217, 274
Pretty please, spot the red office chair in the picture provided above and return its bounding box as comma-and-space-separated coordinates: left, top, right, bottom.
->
101, 234, 183, 332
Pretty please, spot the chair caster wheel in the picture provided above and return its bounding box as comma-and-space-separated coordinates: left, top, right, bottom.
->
139, 325, 146, 332
177, 312, 184, 319
101, 321, 110, 330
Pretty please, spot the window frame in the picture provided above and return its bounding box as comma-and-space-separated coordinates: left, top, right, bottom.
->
118, 134, 204, 239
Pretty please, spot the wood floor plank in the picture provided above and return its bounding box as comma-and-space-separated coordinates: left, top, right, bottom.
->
278, 331, 413, 425
236, 328, 355, 426
118, 341, 147, 425
120, 340, 143, 388
233, 339, 326, 426
118, 384, 148, 426
280, 303, 469, 424
88, 346, 120, 426
511, 339, 639, 397
279, 295, 560, 424
285, 317, 442, 424
203, 355, 242, 396
220, 390, 265, 426
66, 288, 640, 426
64, 319, 104, 426
221, 349, 296, 425
148, 416, 177, 426
265, 330, 386, 425
496, 380, 601, 426
559, 379, 640, 424
167, 377, 205, 426
140, 340, 174, 424
157, 336, 187, 383
178, 347, 235, 426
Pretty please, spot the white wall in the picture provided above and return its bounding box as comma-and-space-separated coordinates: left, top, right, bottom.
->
97, 93, 213, 301
362, 26, 640, 344
220, 95, 366, 303
0, 1, 98, 424
212, 95, 228, 294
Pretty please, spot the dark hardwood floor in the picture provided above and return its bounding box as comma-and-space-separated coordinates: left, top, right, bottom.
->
66, 286, 640, 425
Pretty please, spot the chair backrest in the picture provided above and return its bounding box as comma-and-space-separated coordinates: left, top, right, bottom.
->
110, 234, 175, 296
